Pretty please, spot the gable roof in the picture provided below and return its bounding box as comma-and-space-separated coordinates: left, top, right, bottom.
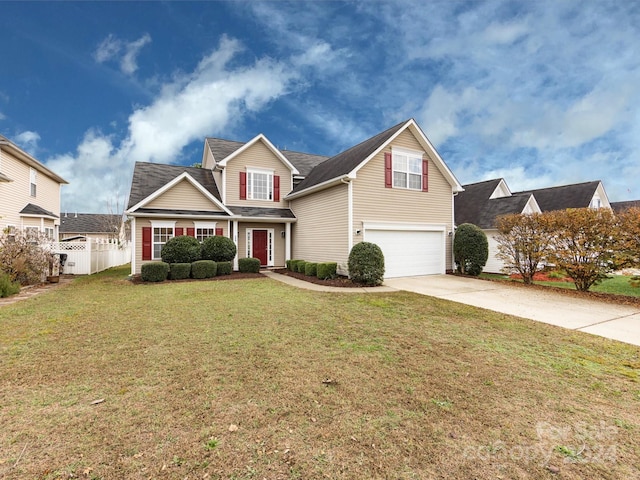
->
127, 162, 222, 210
59, 213, 121, 234
455, 179, 535, 229
513, 180, 602, 212
216, 134, 299, 174
0, 134, 68, 184
611, 200, 640, 213
19, 203, 58, 219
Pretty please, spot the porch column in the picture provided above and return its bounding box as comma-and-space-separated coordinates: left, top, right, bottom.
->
285, 222, 291, 262
233, 220, 239, 271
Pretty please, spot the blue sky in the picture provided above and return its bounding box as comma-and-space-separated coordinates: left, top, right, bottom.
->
1, 1, 639, 213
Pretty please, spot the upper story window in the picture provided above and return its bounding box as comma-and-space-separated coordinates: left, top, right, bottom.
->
393, 150, 422, 190
30, 168, 37, 197
247, 168, 273, 201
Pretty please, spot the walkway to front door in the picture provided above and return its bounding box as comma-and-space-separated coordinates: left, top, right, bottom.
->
252, 230, 268, 266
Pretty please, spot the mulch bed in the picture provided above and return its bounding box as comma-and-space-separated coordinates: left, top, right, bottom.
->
509, 271, 573, 282
129, 272, 264, 285
272, 268, 361, 288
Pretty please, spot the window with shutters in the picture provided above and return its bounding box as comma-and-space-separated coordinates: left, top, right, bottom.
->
392, 149, 423, 190
150, 221, 175, 259
193, 222, 218, 242
246, 168, 273, 201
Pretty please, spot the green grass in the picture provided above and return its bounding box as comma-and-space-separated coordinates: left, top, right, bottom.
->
0, 265, 639, 479
481, 272, 640, 297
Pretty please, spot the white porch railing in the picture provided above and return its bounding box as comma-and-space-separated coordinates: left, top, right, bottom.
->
51, 240, 131, 275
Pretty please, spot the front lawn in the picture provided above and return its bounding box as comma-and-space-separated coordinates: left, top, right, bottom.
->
1, 266, 638, 479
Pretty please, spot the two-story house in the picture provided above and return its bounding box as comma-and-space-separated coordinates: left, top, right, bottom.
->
125, 119, 464, 278
0, 134, 68, 240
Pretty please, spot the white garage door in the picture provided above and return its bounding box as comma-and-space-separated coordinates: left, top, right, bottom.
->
364, 229, 445, 278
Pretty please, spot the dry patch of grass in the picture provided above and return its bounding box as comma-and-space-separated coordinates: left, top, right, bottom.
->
1, 266, 639, 479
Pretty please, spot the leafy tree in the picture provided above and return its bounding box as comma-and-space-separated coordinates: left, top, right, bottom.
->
495, 213, 554, 284
348, 241, 385, 286
547, 208, 619, 292
453, 223, 488, 276
615, 207, 640, 268
160, 235, 201, 264
0, 230, 51, 285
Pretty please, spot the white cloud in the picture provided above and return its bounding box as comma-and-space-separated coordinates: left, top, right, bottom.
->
49, 35, 295, 212
94, 33, 151, 75
14, 130, 40, 155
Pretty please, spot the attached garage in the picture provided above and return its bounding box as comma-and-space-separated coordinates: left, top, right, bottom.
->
363, 223, 446, 278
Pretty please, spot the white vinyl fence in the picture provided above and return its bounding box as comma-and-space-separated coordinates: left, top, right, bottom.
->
52, 240, 131, 275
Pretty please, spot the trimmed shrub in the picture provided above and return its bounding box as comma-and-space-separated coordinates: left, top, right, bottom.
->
348, 242, 385, 286
285, 259, 292, 270
317, 262, 337, 280
169, 263, 191, 280
296, 261, 307, 273
289, 259, 302, 272
0, 271, 20, 298
239, 257, 261, 273
161, 235, 201, 264
454, 223, 488, 276
191, 260, 217, 279
304, 262, 318, 277
201, 236, 237, 262
141, 262, 169, 282
216, 261, 233, 276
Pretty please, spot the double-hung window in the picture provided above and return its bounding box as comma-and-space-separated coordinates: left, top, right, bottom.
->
151, 222, 175, 259
193, 222, 218, 242
30, 168, 37, 197
247, 168, 273, 201
393, 150, 422, 190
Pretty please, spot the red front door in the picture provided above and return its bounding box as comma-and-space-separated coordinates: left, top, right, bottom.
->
252, 230, 268, 266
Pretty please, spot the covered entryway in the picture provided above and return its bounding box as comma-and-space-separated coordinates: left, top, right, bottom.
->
252, 229, 269, 266
363, 224, 445, 278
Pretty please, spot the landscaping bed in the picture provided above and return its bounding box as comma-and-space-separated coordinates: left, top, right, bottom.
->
272, 268, 360, 287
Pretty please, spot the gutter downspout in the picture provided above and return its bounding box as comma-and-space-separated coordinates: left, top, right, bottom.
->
341, 178, 353, 258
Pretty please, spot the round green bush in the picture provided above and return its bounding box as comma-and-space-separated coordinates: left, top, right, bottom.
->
141, 262, 170, 282
216, 261, 233, 275
453, 223, 488, 276
201, 236, 237, 262
348, 242, 385, 286
161, 235, 201, 264
191, 260, 217, 279
169, 262, 192, 280
238, 257, 261, 273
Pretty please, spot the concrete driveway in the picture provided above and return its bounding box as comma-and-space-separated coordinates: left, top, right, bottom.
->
384, 275, 640, 347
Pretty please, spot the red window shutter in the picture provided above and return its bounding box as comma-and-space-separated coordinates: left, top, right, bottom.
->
175, 227, 184, 236
142, 227, 152, 261
240, 171, 247, 200
384, 152, 392, 188
422, 159, 429, 192
187, 228, 195, 237
273, 175, 280, 202
215, 228, 223, 236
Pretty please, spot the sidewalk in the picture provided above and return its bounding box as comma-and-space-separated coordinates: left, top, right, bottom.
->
261, 270, 396, 293
0, 276, 74, 307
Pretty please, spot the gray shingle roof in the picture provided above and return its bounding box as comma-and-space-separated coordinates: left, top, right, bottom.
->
227, 206, 296, 219
19, 203, 58, 218
127, 162, 221, 209
134, 208, 230, 216
59, 214, 121, 233
513, 181, 600, 212
611, 200, 640, 213
292, 120, 408, 193
455, 179, 532, 228
206, 138, 328, 176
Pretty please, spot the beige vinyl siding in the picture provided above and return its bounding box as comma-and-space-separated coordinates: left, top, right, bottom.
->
202, 145, 215, 169
224, 141, 292, 208
0, 148, 62, 234
352, 129, 455, 270
290, 183, 349, 270
134, 217, 229, 274
237, 222, 286, 267
145, 179, 223, 212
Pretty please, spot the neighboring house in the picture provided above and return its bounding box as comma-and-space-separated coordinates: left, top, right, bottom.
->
611, 200, 640, 213
456, 179, 612, 273
59, 213, 123, 242
126, 119, 464, 278
0, 134, 68, 240
455, 179, 540, 273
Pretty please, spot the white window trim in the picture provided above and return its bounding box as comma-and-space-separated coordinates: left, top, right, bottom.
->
391, 147, 423, 191
150, 220, 176, 260
29, 168, 37, 197
246, 167, 274, 201
246, 228, 275, 267
193, 221, 218, 242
